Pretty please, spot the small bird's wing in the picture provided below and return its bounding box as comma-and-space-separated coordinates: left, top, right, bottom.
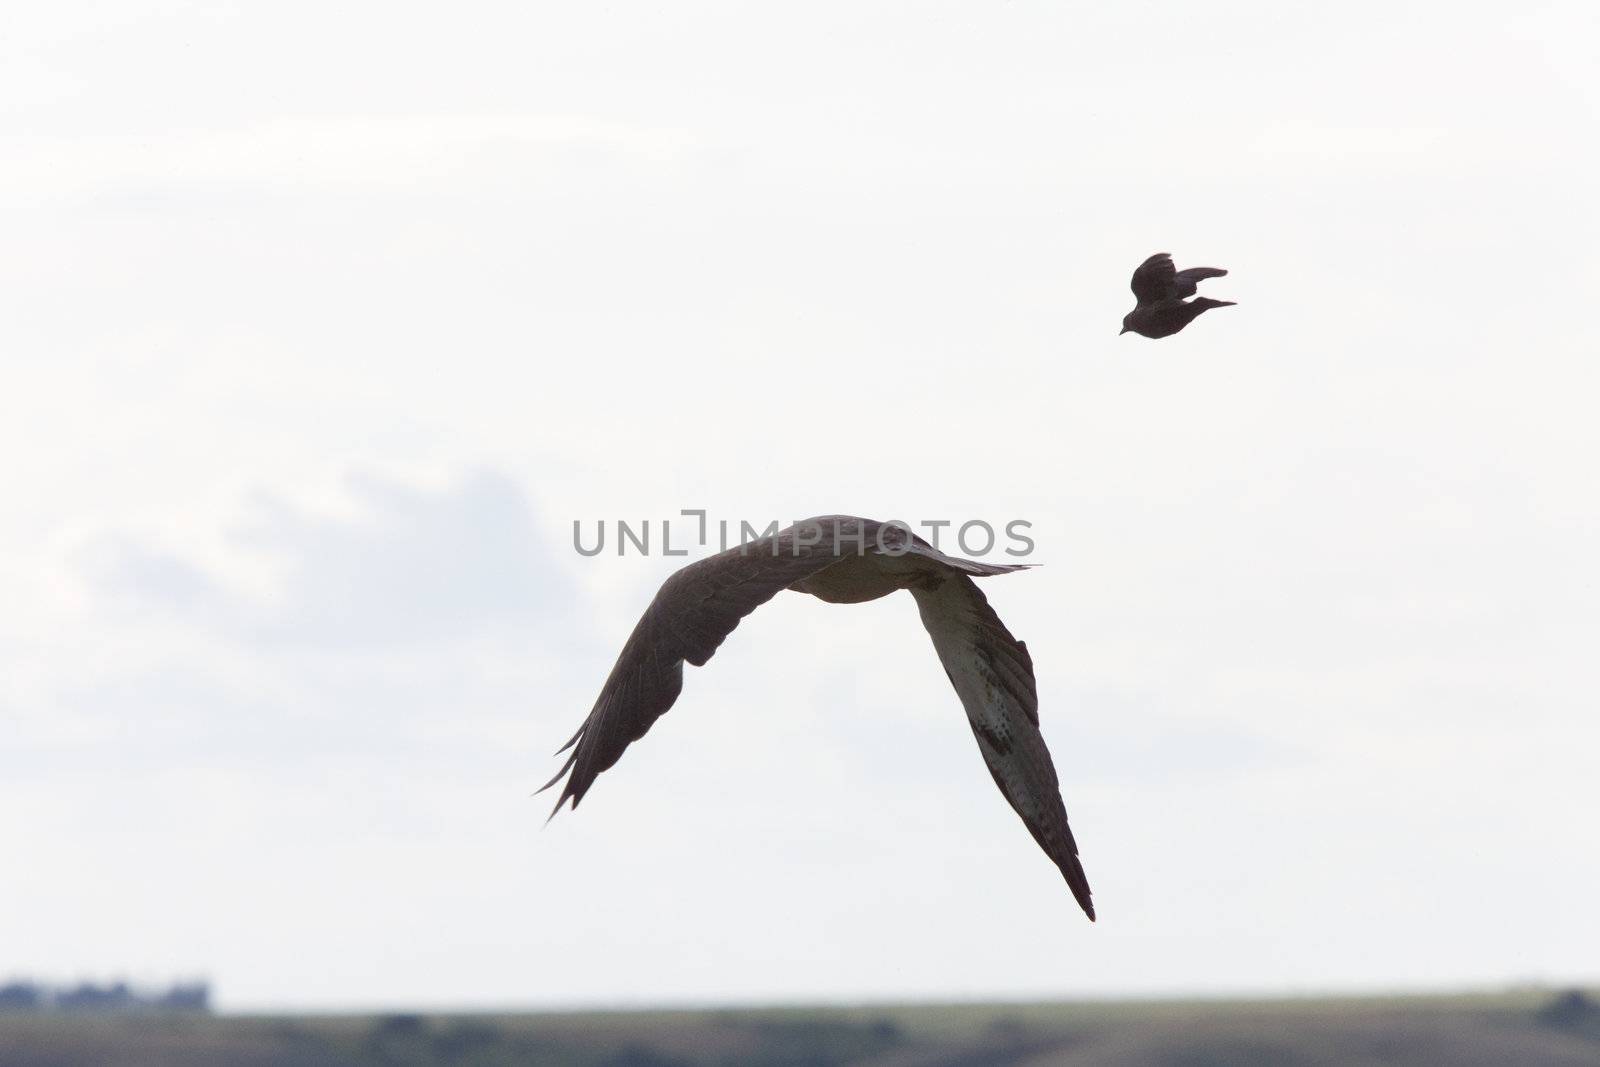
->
1173, 266, 1227, 299
540, 523, 855, 817
910, 570, 1095, 919
1130, 252, 1177, 304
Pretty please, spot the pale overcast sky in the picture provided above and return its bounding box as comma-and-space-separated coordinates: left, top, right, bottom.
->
3, 2, 1598, 1011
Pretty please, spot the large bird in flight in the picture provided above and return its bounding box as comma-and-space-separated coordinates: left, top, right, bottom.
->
542, 515, 1095, 920
1120, 252, 1234, 338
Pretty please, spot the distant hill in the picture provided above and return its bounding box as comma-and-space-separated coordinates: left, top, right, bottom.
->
1, 989, 1598, 1066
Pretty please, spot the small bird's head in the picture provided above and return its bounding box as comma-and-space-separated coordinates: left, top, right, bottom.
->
1119, 312, 1134, 336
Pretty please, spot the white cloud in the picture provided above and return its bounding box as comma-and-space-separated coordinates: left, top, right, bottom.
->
96, 469, 574, 647
4, 115, 705, 203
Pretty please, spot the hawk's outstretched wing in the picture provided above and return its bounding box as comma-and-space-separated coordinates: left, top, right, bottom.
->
540, 525, 849, 817
911, 571, 1095, 919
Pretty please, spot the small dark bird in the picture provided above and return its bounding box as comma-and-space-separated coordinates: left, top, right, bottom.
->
1120, 252, 1234, 338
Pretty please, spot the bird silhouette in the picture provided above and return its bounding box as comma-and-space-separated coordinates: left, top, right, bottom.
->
1121, 252, 1234, 338
541, 516, 1095, 920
